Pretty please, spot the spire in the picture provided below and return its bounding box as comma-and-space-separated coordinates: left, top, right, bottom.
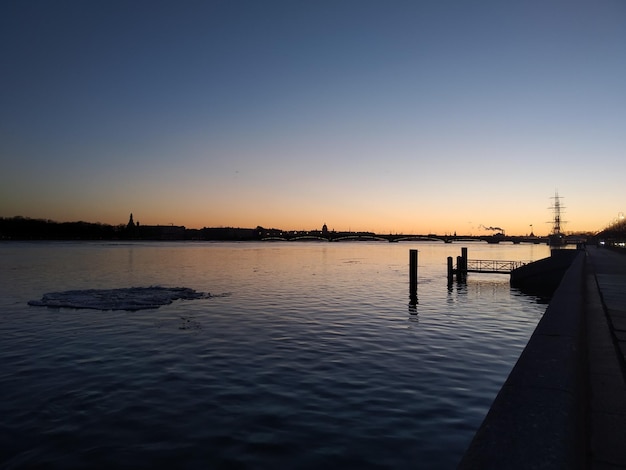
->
127, 213, 136, 229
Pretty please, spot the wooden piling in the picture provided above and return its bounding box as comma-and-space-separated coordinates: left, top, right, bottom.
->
461, 247, 468, 275
447, 256, 454, 284
409, 249, 418, 303
457, 255, 466, 282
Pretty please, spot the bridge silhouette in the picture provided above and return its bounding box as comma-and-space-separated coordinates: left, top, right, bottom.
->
260, 231, 551, 244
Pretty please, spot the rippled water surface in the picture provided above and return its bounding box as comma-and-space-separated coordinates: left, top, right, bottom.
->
0, 241, 550, 469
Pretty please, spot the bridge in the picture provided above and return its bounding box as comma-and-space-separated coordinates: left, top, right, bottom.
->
260, 231, 551, 244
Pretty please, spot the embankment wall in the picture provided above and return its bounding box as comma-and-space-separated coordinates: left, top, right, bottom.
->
459, 251, 587, 469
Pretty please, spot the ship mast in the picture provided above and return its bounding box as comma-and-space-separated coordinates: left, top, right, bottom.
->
550, 191, 565, 235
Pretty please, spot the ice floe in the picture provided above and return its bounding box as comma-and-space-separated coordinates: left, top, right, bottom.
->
28, 287, 210, 311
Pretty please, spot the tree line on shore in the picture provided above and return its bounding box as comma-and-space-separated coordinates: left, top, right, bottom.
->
596, 217, 626, 245
0, 216, 263, 241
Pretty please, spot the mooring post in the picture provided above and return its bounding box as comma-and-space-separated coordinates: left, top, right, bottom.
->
461, 247, 468, 276
447, 256, 454, 284
409, 249, 418, 303
457, 255, 466, 282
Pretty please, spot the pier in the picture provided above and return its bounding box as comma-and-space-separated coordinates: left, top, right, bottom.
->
459, 246, 626, 468
446, 247, 526, 284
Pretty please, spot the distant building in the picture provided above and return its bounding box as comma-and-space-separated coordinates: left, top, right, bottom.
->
125, 213, 185, 240
137, 224, 186, 240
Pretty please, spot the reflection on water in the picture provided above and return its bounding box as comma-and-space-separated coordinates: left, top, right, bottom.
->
0, 241, 549, 469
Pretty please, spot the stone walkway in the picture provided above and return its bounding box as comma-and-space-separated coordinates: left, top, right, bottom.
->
459, 247, 626, 469
586, 246, 626, 469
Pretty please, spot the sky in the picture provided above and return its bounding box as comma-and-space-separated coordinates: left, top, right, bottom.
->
1, 0, 624, 236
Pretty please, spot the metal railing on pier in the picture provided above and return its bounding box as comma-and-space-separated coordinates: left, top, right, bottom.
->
466, 259, 526, 274
444, 247, 528, 284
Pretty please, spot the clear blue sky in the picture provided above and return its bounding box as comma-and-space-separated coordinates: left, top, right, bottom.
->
1, 0, 624, 235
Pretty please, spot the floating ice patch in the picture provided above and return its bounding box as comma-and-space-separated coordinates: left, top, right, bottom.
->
28, 287, 210, 311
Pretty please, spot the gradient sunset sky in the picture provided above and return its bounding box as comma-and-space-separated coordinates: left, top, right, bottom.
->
1, 0, 624, 235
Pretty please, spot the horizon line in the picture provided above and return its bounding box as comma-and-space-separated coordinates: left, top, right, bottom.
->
1, 214, 600, 237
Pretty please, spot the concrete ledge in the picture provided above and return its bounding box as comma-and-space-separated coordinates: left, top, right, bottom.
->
510, 249, 580, 297
459, 252, 586, 469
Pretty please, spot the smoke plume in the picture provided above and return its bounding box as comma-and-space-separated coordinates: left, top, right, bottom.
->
479, 224, 504, 232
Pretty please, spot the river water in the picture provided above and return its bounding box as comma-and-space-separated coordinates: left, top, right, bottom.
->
0, 241, 550, 469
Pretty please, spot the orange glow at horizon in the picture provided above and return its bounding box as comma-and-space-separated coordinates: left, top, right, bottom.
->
5, 196, 611, 237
